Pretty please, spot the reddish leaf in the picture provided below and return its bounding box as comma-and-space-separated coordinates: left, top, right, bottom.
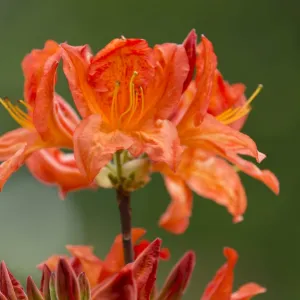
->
92, 268, 137, 300
157, 251, 195, 300
132, 238, 161, 299
26, 277, 43, 300
78, 273, 91, 300
40, 265, 51, 300
56, 259, 80, 300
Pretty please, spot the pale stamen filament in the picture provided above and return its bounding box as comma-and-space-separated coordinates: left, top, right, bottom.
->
217, 84, 263, 125
110, 81, 120, 123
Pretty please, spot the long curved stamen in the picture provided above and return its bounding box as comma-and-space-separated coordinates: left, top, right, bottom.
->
0, 98, 33, 129
217, 84, 263, 125
119, 71, 138, 122
111, 81, 121, 124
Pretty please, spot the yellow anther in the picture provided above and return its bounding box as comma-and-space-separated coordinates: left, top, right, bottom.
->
217, 84, 263, 125
18, 99, 32, 111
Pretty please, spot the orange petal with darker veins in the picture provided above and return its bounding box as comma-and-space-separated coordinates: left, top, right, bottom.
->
184, 149, 247, 223
0, 128, 36, 161
182, 29, 197, 93
88, 38, 155, 125
33, 51, 74, 148
73, 114, 135, 181
201, 248, 238, 300
141, 42, 189, 123
159, 175, 193, 234
61, 43, 98, 118
225, 152, 280, 195
26, 148, 94, 199
130, 120, 183, 172
22, 40, 59, 106
178, 35, 217, 129
231, 283, 266, 300
181, 114, 260, 161
0, 145, 27, 191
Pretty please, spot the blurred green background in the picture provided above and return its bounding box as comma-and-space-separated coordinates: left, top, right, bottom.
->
0, 0, 298, 299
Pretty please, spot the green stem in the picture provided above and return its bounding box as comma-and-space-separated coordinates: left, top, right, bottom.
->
115, 150, 123, 180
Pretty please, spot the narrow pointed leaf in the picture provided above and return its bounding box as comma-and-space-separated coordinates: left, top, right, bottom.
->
49, 273, 57, 300
78, 273, 90, 300
132, 238, 161, 299
26, 277, 43, 300
0, 261, 17, 300
91, 268, 137, 300
56, 259, 80, 300
157, 251, 195, 300
40, 265, 51, 300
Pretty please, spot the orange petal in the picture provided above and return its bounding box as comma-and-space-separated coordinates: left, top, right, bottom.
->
0, 145, 27, 191
61, 43, 98, 118
33, 49, 74, 148
231, 283, 266, 300
37, 255, 68, 272
25, 149, 94, 199
208, 70, 247, 130
73, 114, 135, 181
88, 38, 155, 126
22, 40, 59, 106
157, 251, 195, 300
181, 114, 260, 161
131, 120, 182, 172
183, 149, 247, 223
182, 29, 197, 92
225, 152, 280, 195
91, 267, 137, 300
0, 128, 36, 161
66, 245, 103, 288
201, 247, 238, 300
140, 42, 189, 123
132, 238, 161, 300
159, 175, 193, 234
178, 35, 217, 129
99, 228, 146, 282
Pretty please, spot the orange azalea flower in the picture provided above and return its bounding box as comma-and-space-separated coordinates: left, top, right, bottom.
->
155, 34, 279, 234
201, 248, 266, 300
0, 41, 91, 193
60, 33, 194, 181
38, 228, 170, 288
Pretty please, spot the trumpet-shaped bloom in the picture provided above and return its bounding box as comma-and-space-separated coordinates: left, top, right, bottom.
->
155, 34, 279, 233
61, 35, 193, 181
0, 41, 91, 193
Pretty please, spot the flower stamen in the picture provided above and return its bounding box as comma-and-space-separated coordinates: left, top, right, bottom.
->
217, 84, 263, 125
0, 98, 34, 129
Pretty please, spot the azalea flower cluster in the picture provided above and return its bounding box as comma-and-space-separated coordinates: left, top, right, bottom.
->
0, 230, 266, 300
0, 30, 279, 234
0, 30, 279, 299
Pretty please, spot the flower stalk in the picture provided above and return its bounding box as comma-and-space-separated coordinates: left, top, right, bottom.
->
116, 187, 133, 264
115, 150, 133, 264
